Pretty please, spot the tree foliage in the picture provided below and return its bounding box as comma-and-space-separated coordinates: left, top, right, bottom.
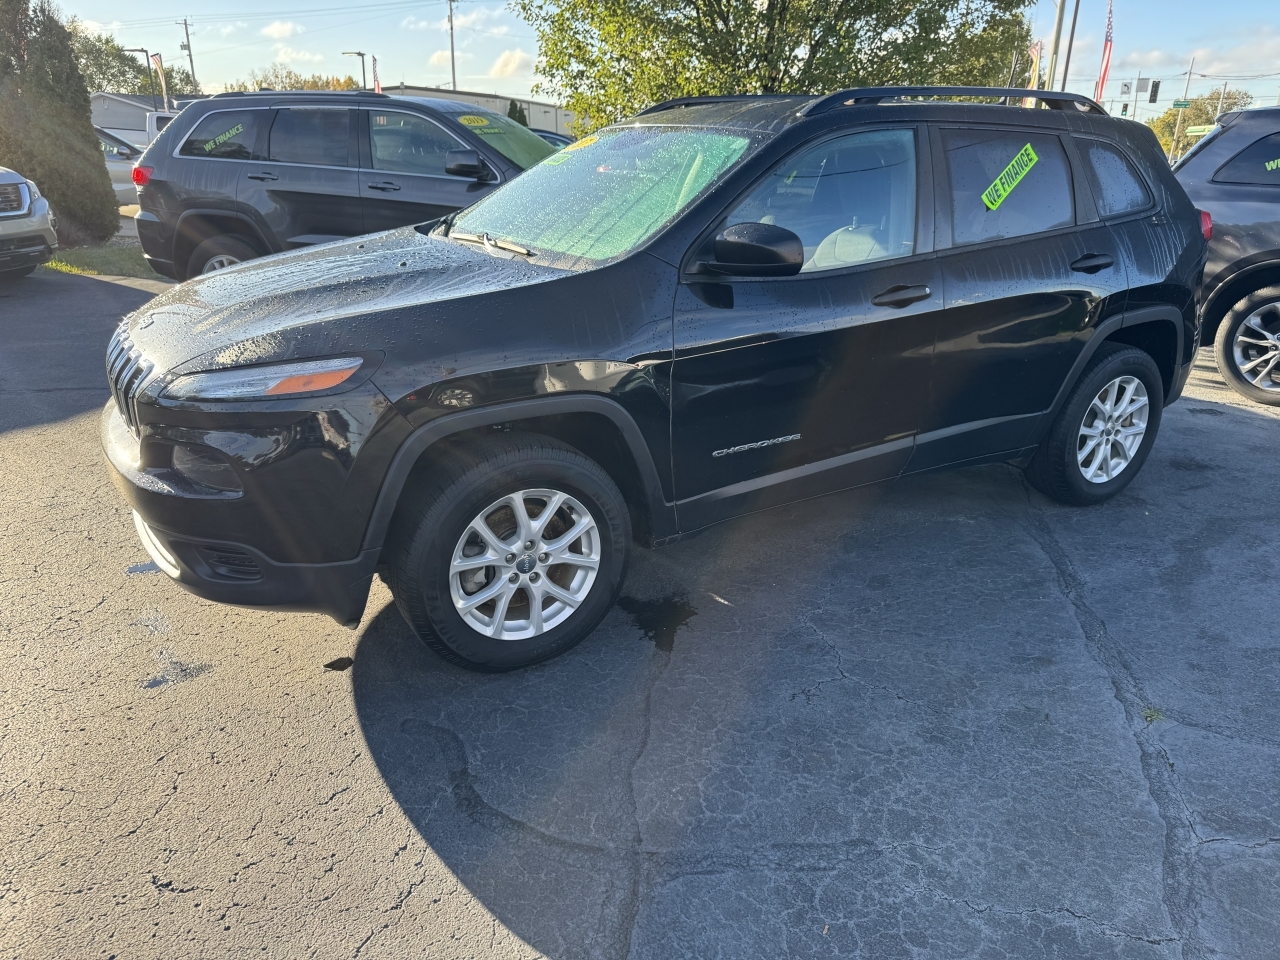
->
507, 99, 529, 125
224, 64, 359, 92
513, 0, 1033, 132
66, 18, 198, 98
0, 0, 117, 243
1147, 88, 1253, 158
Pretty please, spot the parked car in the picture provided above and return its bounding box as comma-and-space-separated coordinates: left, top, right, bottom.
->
532, 128, 573, 149
104, 86, 1204, 671
1174, 106, 1280, 404
96, 126, 142, 204
130, 91, 556, 279
0, 166, 57, 281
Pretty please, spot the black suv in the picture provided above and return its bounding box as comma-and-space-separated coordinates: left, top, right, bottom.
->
105, 87, 1204, 671
131, 91, 555, 279
1175, 106, 1280, 404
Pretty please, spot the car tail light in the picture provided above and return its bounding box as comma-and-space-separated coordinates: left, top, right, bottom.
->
1199, 209, 1212, 240
132, 165, 153, 186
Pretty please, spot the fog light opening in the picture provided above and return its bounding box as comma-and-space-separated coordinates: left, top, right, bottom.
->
171, 444, 243, 492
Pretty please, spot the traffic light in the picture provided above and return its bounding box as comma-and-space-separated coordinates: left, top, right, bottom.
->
1121, 102, 1129, 116
1149, 80, 1161, 103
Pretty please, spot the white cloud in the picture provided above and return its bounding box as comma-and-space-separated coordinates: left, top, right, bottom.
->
78, 19, 122, 34
261, 20, 304, 40
489, 48, 534, 78
403, 5, 505, 33
274, 44, 323, 64
219, 21, 247, 37
429, 49, 473, 67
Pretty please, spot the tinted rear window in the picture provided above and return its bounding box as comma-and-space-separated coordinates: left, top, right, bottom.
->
268, 108, 350, 167
942, 129, 1074, 245
178, 110, 264, 160
1076, 138, 1151, 216
1213, 131, 1280, 185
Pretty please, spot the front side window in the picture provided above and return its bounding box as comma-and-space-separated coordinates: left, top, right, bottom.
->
178, 110, 264, 160
450, 126, 758, 262
942, 129, 1074, 245
448, 111, 556, 169
1077, 138, 1151, 216
269, 108, 350, 167
726, 129, 916, 272
368, 112, 461, 177
1213, 131, 1280, 185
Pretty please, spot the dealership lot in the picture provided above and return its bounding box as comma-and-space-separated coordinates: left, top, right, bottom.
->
2, 270, 1278, 959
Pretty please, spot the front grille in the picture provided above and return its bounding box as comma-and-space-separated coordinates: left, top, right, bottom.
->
0, 234, 44, 253
106, 324, 155, 437
197, 546, 262, 581
0, 183, 26, 215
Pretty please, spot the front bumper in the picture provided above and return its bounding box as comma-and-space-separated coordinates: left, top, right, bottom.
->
0, 197, 57, 272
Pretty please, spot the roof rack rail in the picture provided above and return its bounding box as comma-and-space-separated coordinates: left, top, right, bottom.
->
211, 89, 390, 98
637, 95, 786, 116
801, 86, 1106, 116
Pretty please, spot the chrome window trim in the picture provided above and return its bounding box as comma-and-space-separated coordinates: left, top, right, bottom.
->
363, 107, 501, 184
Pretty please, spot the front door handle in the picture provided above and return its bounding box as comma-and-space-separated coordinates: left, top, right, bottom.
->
367, 181, 401, 192
1070, 253, 1114, 274
246, 171, 278, 181
871, 284, 932, 308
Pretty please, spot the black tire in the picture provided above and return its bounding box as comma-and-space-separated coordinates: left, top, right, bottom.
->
386, 433, 631, 672
186, 235, 261, 277
1213, 285, 1280, 406
1024, 342, 1164, 506
0, 265, 36, 283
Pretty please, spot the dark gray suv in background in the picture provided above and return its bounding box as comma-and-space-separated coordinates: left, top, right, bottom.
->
131, 91, 555, 279
1175, 106, 1280, 404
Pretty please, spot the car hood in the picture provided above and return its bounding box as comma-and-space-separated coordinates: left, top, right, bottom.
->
0, 166, 27, 185
125, 227, 569, 373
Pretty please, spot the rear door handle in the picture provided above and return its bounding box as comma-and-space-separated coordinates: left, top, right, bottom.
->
1070, 253, 1114, 274
246, 171, 278, 181
871, 284, 932, 308
367, 181, 401, 192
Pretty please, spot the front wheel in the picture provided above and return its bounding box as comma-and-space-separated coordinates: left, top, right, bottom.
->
1024, 342, 1164, 506
386, 434, 631, 672
1214, 286, 1280, 406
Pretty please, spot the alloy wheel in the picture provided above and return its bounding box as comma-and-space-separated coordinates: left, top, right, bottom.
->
1077, 375, 1149, 484
1232, 304, 1280, 393
201, 254, 241, 273
449, 488, 600, 640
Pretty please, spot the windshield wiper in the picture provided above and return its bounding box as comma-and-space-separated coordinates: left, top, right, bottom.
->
450, 230, 533, 257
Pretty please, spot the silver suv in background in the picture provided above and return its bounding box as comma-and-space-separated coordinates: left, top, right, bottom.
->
0, 166, 57, 282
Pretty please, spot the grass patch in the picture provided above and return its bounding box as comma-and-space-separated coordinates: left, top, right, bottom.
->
42, 245, 161, 280
1142, 707, 1165, 724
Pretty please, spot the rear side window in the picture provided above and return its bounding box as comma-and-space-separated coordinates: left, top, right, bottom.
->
1213, 132, 1280, 185
1076, 138, 1151, 216
368, 111, 461, 176
449, 111, 555, 170
178, 110, 264, 160
941, 129, 1074, 245
268, 108, 350, 167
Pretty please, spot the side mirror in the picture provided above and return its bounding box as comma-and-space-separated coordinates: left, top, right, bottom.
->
698, 222, 803, 277
445, 148, 487, 179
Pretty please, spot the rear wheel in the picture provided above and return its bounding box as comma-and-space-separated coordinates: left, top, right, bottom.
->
1025, 343, 1163, 505
1214, 286, 1280, 406
187, 235, 261, 277
386, 434, 630, 672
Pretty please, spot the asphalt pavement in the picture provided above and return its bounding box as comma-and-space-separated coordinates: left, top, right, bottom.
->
3, 268, 1279, 959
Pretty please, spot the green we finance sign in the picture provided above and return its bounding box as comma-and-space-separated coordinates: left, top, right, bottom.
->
982, 143, 1038, 211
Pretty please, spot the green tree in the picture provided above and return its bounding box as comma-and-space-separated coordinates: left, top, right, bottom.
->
507, 99, 529, 125
512, 0, 1033, 133
0, 0, 118, 243
224, 64, 359, 92
66, 20, 197, 99
1148, 88, 1253, 159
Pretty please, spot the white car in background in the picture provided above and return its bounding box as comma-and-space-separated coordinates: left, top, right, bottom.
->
0, 166, 58, 282
96, 127, 141, 204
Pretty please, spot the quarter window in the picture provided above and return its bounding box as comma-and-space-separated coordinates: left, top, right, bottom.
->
726, 129, 917, 272
942, 129, 1074, 245
1213, 132, 1280, 185
368, 112, 461, 177
268, 109, 350, 167
178, 110, 264, 160
1077, 138, 1151, 216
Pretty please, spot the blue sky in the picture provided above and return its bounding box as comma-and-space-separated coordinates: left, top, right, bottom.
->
65, 0, 1280, 114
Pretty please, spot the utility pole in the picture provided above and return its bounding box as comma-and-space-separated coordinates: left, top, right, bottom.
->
1172, 56, 1195, 161
448, 0, 457, 90
178, 19, 198, 94
1060, 0, 1081, 91
343, 51, 368, 90
124, 47, 157, 111
1216, 80, 1228, 118
1133, 72, 1142, 121
1045, 0, 1068, 93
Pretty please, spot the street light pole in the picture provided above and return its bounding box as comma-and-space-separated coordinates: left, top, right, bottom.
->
1045, 0, 1068, 93
124, 47, 157, 112
1172, 56, 1195, 160
448, 0, 457, 90
343, 51, 368, 90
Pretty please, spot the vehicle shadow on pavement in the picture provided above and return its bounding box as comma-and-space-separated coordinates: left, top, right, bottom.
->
0, 271, 158, 435
349, 391, 1280, 960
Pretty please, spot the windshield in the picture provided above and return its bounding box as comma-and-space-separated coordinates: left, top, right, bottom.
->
450, 126, 756, 262
450, 111, 556, 169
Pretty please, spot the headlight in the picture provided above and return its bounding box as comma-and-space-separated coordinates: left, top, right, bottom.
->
25, 180, 40, 200
163, 357, 363, 401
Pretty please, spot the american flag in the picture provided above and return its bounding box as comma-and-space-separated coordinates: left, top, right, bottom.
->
372, 56, 382, 94
1094, 0, 1114, 102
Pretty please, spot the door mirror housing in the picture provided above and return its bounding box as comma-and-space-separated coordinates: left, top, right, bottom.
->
695, 222, 804, 277
445, 148, 488, 180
